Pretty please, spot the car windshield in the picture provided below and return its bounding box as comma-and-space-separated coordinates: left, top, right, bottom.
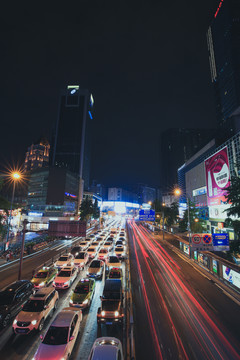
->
22, 300, 45, 312
34, 272, 47, 278
74, 284, 89, 294
109, 257, 119, 263
58, 257, 68, 261
90, 261, 101, 268
75, 253, 85, 259
99, 250, 107, 254
43, 326, 69, 345
58, 271, 71, 277
88, 249, 94, 252
115, 248, 123, 252
0, 292, 14, 305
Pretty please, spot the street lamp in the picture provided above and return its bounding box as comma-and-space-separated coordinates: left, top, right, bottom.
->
6, 171, 21, 245
162, 202, 165, 241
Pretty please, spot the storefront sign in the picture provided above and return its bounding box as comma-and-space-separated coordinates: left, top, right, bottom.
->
222, 265, 240, 289
205, 146, 230, 206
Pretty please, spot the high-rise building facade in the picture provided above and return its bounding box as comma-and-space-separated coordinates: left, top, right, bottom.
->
51, 85, 93, 191
207, 0, 240, 131
24, 139, 50, 172
160, 128, 216, 192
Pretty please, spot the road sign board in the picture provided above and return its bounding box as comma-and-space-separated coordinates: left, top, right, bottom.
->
139, 209, 155, 221
212, 233, 229, 251
191, 233, 213, 251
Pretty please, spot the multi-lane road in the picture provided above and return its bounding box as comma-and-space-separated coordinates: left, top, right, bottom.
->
127, 220, 240, 360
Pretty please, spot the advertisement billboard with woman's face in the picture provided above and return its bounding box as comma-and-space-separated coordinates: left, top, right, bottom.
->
204, 146, 231, 206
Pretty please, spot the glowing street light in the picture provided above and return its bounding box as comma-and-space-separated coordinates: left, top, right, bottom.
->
174, 187, 191, 257
6, 170, 22, 245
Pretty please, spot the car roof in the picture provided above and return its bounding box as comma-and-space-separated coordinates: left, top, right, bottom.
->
31, 287, 55, 299
1, 280, 30, 292
51, 309, 76, 327
92, 346, 117, 359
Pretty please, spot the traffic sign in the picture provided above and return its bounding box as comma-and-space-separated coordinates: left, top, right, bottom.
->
139, 209, 155, 221
212, 233, 229, 251
191, 233, 213, 251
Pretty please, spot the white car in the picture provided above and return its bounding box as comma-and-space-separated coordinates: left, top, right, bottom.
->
102, 241, 113, 251
87, 260, 105, 279
79, 241, 89, 251
91, 241, 100, 250
88, 337, 124, 360
55, 254, 74, 269
33, 307, 82, 360
106, 256, 121, 269
74, 252, 89, 269
87, 246, 98, 259
114, 246, 125, 259
13, 287, 58, 334
97, 248, 109, 262
53, 266, 78, 289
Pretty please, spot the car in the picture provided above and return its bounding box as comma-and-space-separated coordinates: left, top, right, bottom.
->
88, 337, 124, 360
108, 267, 123, 281
114, 246, 125, 259
97, 248, 109, 262
31, 266, 58, 289
87, 246, 98, 259
69, 278, 95, 309
74, 252, 89, 269
97, 279, 124, 326
71, 246, 82, 257
55, 254, 74, 270
89, 234, 95, 239
119, 232, 125, 237
87, 260, 105, 279
118, 237, 125, 243
91, 241, 100, 250
102, 241, 113, 251
107, 237, 114, 243
115, 240, 123, 247
79, 241, 89, 251
106, 256, 121, 270
53, 266, 78, 289
33, 307, 82, 360
0, 280, 33, 328
13, 287, 58, 334
85, 237, 92, 243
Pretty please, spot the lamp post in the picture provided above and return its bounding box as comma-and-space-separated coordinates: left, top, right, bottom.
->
174, 188, 191, 258
162, 203, 165, 241
6, 172, 21, 245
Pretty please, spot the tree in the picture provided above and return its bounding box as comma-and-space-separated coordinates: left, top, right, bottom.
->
92, 199, 100, 219
224, 175, 240, 218
80, 197, 93, 221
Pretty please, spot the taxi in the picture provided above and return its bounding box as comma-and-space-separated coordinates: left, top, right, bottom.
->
69, 278, 95, 309
31, 266, 58, 289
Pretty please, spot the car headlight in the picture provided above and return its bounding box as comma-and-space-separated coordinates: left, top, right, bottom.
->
75, 252, 78, 256
101, 311, 105, 316
31, 320, 37, 325
86, 272, 89, 275
64, 281, 69, 285
69, 299, 73, 304
96, 271, 101, 275
39, 282, 45, 287
83, 299, 88, 305
13, 319, 17, 324
53, 281, 56, 285
114, 311, 119, 317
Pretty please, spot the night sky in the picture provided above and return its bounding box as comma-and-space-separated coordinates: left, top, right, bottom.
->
1, 0, 220, 188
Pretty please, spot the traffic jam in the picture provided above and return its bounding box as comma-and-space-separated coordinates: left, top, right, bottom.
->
0, 220, 128, 360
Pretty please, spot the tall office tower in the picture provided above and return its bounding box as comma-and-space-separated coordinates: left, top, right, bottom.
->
51, 85, 93, 197
160, 128, 216, 192
207, 0, 240, 133
24, 138, 50, 172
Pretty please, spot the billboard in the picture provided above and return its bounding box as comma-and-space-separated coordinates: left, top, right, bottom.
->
48, 221, 86, 237
205, 146, 230, 206
222, 265, 240, 289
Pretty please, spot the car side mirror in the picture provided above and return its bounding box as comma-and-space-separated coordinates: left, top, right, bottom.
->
70, 336, 75, 341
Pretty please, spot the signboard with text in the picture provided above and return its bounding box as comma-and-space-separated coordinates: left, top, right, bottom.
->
48, 221, 86, 237
191, 233, 213, 251
205, 146, 230, 206
139, 209, 155, 221
212, 233, 229, 251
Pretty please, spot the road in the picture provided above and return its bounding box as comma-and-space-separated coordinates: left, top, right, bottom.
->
0, 222, 127, 360
127, 220, 240, 360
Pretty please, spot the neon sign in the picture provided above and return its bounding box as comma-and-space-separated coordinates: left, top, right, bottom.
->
214, 0, 224, 18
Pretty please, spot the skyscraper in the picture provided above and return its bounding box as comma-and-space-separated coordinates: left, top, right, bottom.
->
207, 0, 240, 132
51, 85, 93, 194
24, 138, 50, 172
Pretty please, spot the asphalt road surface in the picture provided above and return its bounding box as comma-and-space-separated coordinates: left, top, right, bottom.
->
127, 220, 240, 360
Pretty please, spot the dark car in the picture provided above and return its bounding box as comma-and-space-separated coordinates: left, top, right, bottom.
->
71, 246, 82, 257
0, 280, 33, 328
